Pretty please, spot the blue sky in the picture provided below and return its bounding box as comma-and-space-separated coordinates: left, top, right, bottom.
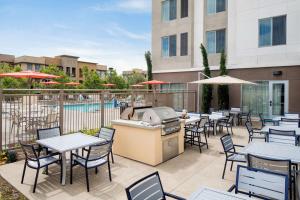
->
0, 0, 151, 72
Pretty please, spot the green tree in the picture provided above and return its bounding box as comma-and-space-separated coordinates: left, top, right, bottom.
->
82, 66, 103, 89
145, 51, 152, 81
201, 44, 213, 113
218, 51, 229, 109
105, 68, 127, 89
39, 65, 71, 89
0, 63, 28, 88
126, 70, 146, 86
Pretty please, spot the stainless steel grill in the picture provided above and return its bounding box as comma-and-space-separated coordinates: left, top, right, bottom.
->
142, 107, 181, 135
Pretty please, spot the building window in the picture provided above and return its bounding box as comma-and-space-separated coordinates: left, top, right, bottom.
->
79, 68, 83, 78
27, 64, 32, 70
162, 35, 177, 57
66, 67, 70, 76
35, 64, 41, 71
207, 0, 226, 15
71, 68, 76, 77
206, 29, 225, 54
180, 33, 188, 56
259, 15, 286, 47
181, 0, 188, 18
162, 0, 177, 21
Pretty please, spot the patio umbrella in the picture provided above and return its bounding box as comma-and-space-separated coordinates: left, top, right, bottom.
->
41, 81, 60, 85
190, 75, 256, 85
102, 83, 116, 87
65, 82, 80, 86
130, 84, 144, 88
141, 80, 169, 85
0, 70, 60, 88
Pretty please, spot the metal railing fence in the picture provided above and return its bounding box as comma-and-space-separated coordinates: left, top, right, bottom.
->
0, 89, 196, 150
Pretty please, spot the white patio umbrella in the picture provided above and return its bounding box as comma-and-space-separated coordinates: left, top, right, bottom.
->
190, 75, 256, 85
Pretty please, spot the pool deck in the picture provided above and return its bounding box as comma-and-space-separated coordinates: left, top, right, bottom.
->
0, 126, 249, 200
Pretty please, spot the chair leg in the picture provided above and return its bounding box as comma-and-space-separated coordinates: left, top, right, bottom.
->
85, 168, 90, 192
204, 133, 208, 149
70, 156, 73, 184
111, 151, 114, 164
230, 161, 234, 171
95, 167, 98, 174
231, 126, 234, 135
108, 157, 112, 182
33, 168, 40, 193
222, 160, 227, 179
197, 135, 202, 153
60, 160, 63, 184
21, 163, 26, 184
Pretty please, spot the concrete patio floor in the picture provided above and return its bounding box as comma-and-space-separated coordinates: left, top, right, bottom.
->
0, 126, 249, 200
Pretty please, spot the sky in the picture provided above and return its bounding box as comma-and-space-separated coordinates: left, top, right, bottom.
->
0, 0, 151, 73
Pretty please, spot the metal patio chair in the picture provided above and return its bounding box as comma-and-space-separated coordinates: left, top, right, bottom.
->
20, 141, 62, 193
280, 118, 300, 127
258, 113, 275, 127
245, 121, 265, 143
247, 154, 295, 200
228, 165, 288, 200
220, 134, 246, 179
125, 171, 186, 200
238, 111, 251, 125
82, 127, 116, 163
218, 114, 234, 134
267, 129, 297, 146
70, 141, 113, 192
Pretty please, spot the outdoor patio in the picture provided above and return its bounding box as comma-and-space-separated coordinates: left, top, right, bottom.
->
0, 126, 248, 200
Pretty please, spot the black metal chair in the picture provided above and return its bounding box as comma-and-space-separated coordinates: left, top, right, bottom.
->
20, 141, 62, 193
218, 114, 234, 134
280, 118, 300, 127
267, 129, 297, 146
37, 127, 62, 174
82, 127, 116, 163
71, 141, 113, 192
220, 134, 246, 179
238, 111, 251, 126
125, 171, 186, 200
258, 113, 275, 127
247, 154, 295, 200
184, 117, 209, 153
228, 165, 288, 200
245, 121, 265, 143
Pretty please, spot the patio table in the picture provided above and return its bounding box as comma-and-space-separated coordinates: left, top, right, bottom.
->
189, 187, 250, 200
240, 141, 300, 163
202, 114, 227, 135
261, 125, 300, 136
36, 132, 106, 185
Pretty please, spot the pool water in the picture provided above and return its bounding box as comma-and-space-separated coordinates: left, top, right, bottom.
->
64, 103, 114, 112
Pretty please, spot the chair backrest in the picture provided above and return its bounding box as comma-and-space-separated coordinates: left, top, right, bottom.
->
227, 114, 234, 124
97, 127, 116, 142
220, 134, 234, 154
235, 165, 288, 200
280, 118, 300, 127
268, 129, 297, 146
247, 154, 291, 179
245, 121, 253, 136
125, 171, 165, 200
37, 127, 61, 140
19, 141, 38, 162
284, 113, 299, 118
86, 142, 112, 162
258, 113, 265, 127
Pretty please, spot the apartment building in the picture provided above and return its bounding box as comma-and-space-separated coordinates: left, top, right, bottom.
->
122, 68, 147, 79
152, 0, 300, 114
0, 54, 107, 82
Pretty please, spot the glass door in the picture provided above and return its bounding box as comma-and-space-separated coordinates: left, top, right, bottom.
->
269, 81, 288, 116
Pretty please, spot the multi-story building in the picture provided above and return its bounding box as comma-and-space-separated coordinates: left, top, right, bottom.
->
0, 54, 107, 82
96, 64, 108, 79
152, 0, 300, 114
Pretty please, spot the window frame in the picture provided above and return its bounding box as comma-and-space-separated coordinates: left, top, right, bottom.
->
181, 0, 188, 18
207, 0, 226, 15
206, 29, 226, 54
161, 35, 177, 58
180, 32, 188, 56
258, 15, 287, 48
161, 0, 177, 22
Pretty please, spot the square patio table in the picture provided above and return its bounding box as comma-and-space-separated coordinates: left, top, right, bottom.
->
202, 114, 227, 135
36, 132, 106, 185
261, 125, 300, 136
189, 187, 250, 200
240, 142, 300, 163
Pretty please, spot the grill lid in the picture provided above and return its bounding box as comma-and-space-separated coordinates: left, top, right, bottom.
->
142, 107, 179, 126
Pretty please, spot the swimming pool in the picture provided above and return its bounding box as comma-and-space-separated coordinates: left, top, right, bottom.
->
64, 102, 114, 112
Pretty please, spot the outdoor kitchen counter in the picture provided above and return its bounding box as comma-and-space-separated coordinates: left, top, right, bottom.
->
111, 119, 185, 166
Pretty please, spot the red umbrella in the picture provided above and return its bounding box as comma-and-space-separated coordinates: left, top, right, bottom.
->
102, 83, 116, 87
41, 81, 61, 85
65, 82, 80, 86
141, 80, 169, 85
0, 70, 60, 88
0, 71, 60, 79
